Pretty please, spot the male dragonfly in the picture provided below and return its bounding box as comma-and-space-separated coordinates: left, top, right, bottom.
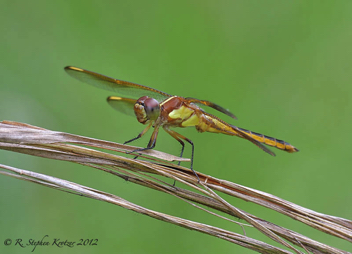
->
65, 66, 299, 180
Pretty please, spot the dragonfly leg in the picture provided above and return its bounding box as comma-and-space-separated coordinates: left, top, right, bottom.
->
163, 127, 185, 165
124, 122, 152, 145
127, 124, 160, 155
125, 123, 153, 159
163, 127, 199, 182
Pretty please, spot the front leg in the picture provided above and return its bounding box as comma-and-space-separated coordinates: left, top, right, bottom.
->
124, 122, 152, 159
127, 124, 160, 155
124, 122, 152, 145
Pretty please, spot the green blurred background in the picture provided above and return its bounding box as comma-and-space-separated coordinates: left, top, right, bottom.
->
1, 1, 351, 253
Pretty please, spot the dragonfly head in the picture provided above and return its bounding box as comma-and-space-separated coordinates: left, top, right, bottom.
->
134, 96, 160, 124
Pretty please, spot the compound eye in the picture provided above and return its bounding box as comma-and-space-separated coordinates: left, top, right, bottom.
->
144, 98, 160, 120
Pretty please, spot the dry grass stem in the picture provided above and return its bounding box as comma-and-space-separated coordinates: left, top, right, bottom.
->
0, 120, 351, 254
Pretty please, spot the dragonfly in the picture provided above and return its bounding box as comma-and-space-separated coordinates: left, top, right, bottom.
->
65, 66, 299, 181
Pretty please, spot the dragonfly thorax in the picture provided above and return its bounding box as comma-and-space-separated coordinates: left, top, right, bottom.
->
134, 96, 161, 124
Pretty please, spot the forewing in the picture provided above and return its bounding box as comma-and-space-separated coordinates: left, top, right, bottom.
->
65, 66, 171, 102
186, 97, 237, 120
107, 96, 136, 117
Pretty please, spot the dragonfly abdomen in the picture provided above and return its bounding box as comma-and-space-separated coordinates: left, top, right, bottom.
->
194, 113, 298, 153
235, 127, 299, 153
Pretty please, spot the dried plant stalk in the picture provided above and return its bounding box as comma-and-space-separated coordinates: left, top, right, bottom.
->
0, 121, 351, 254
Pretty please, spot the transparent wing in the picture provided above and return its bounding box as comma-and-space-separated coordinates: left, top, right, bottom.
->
65, 66, 171, 102
107, 96, 136, 116
186, 97, 237, 120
